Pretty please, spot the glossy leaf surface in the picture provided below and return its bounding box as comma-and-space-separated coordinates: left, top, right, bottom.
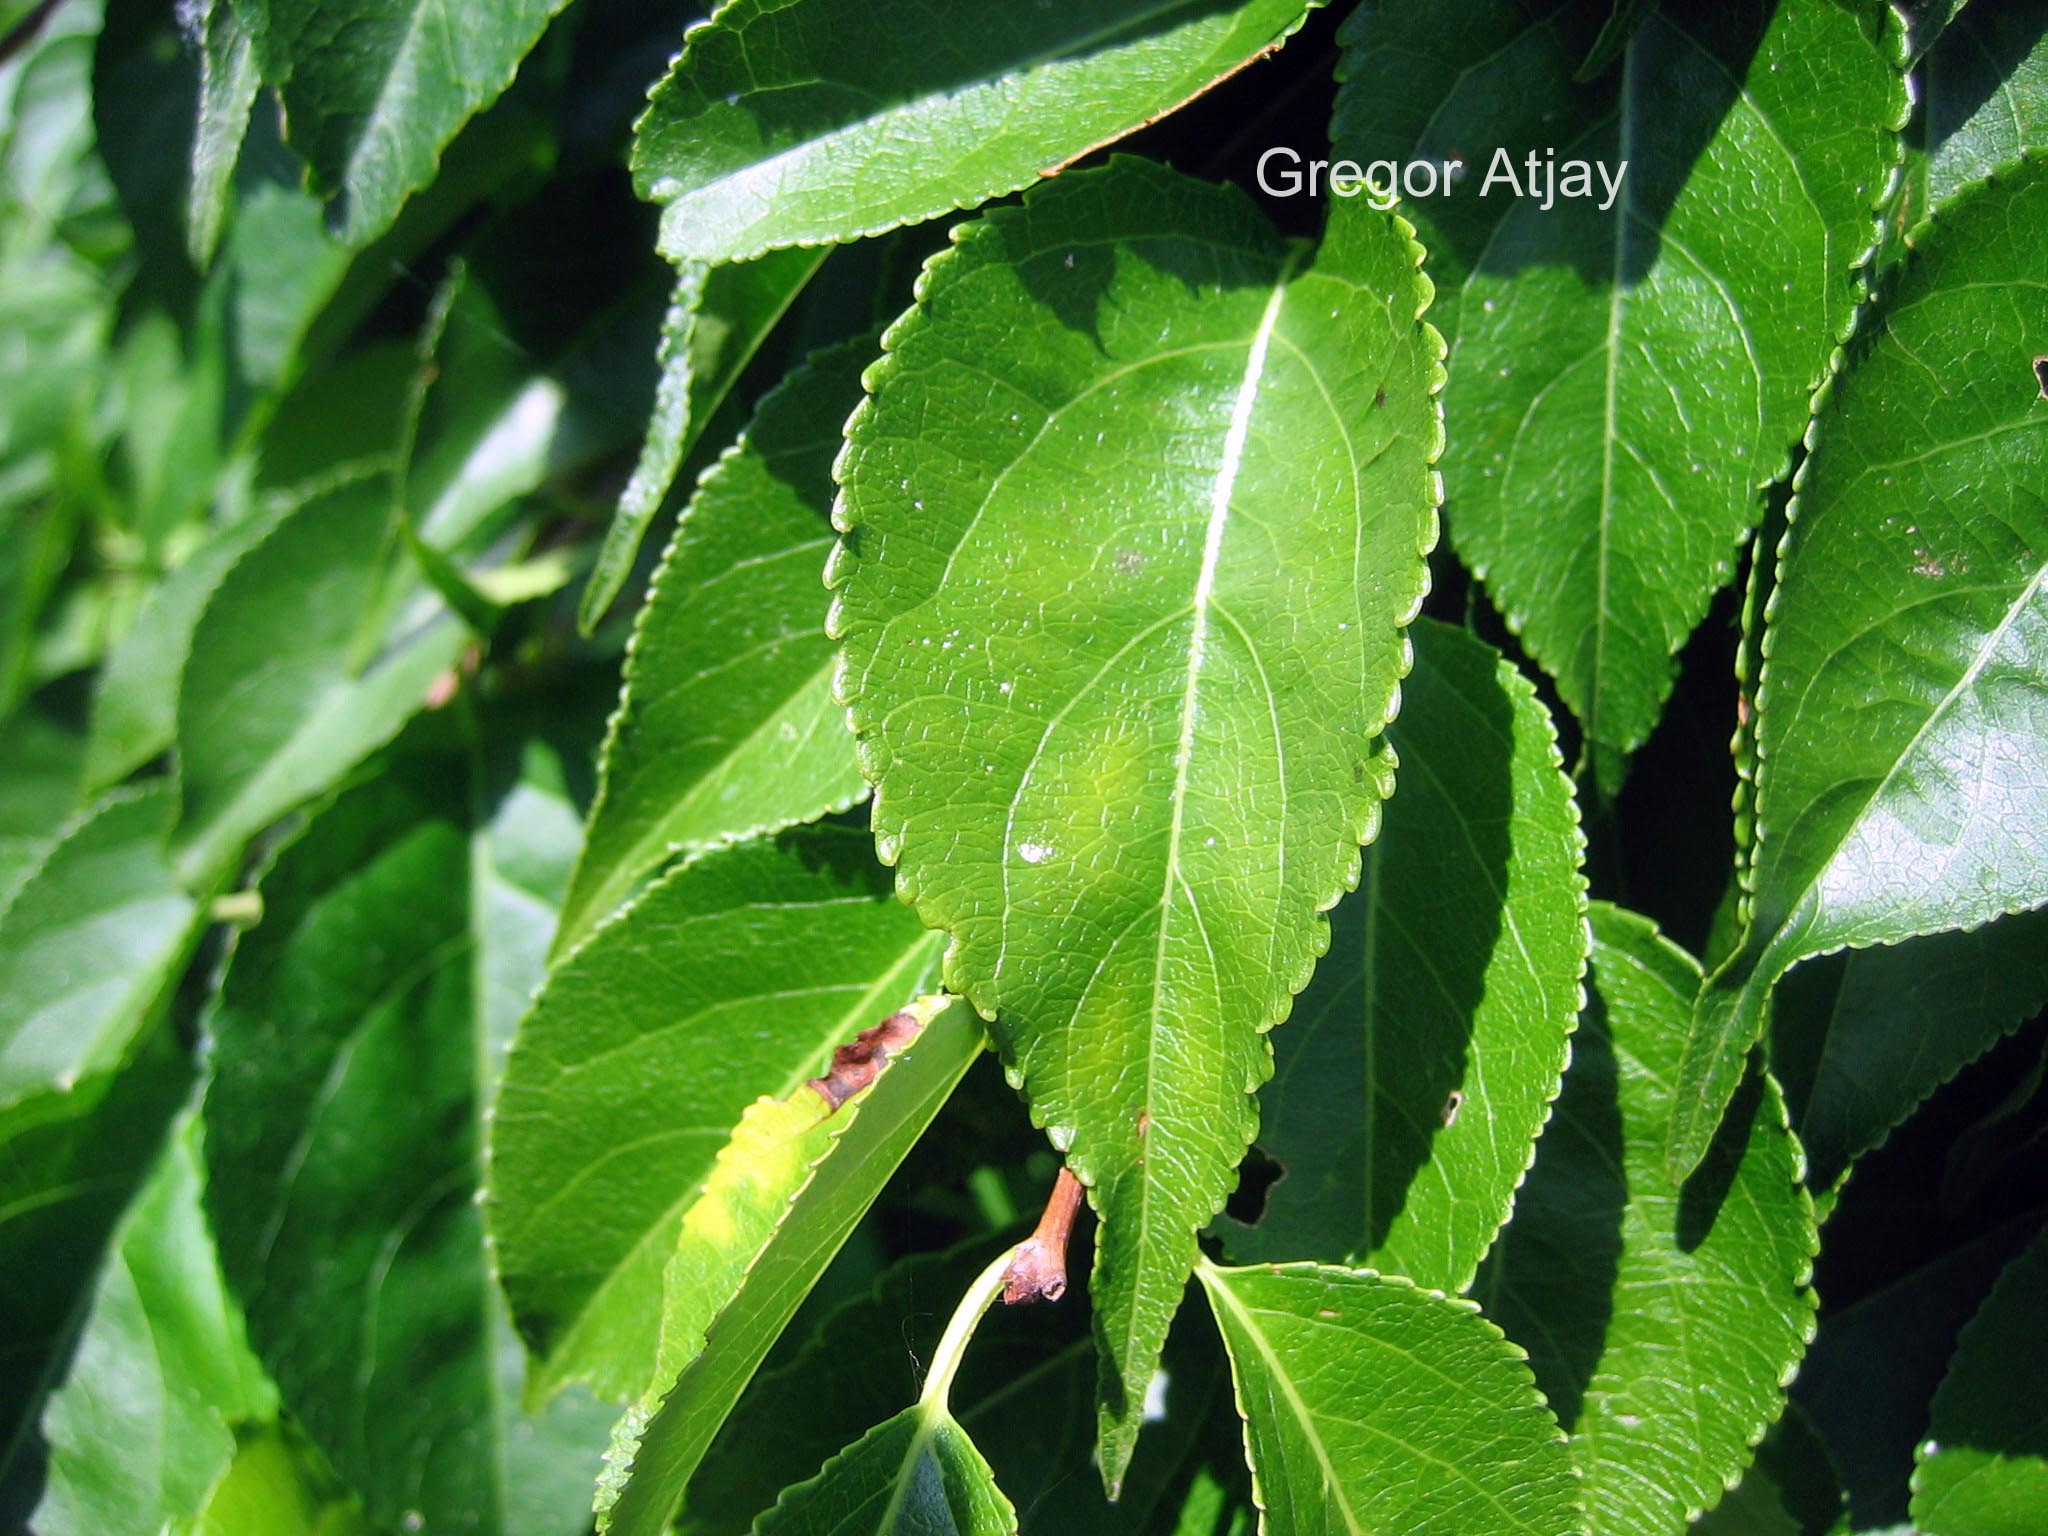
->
1676, 152, 2048, 1176
1771, 909, 2048, 1190
202, 724, 611, 1536
753, 1406, 1016, 1536
1912, 1226, 2048, 1536
0, 783, 194, 1114
596, 999, 984, 1536
35, 1119, 272, 1536
169, 470, 468, 885
633, 0, 1320, 265
491, 826, 945, 1402
832, 155, 1442, 1485
579, 248, 825, 631
239, 0, 570, 244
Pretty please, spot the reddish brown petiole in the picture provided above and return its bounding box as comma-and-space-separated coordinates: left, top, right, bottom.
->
1002, 1168, 1085, 1304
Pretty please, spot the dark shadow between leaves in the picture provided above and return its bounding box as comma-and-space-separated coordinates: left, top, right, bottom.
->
1227, 626, 1516, 1272
1677, 1056, 1763, 1252
1477, 987, 1626, 1433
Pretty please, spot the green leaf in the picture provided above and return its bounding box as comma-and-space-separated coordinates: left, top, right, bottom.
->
84, 504, 285, 795
169, 468, 468, 885
1334, 0, 1907, 775
169, 1424, 374, 1536
1674, 151, 2048, 1178
187, 0, 259, 268
1798, 1211, 2044, 1526
1907, 0, 1975, 62
1911, 1225, 2048, 1536
0, 782, 196, 1114
489, 824, 946, 1403
1224, 617, 1585, 1289
754, 1405, 1016, 1536
1196, 1259, 1580, 1536
0, 705, 82, 903
1576, 0, 1651, 80
201, 721, 612, 1536
1477, 903, 1817, 1534
1771, 910, 2048, 1191
831, 155, 1442, 1487
34, 1118, 274, 1536
237, 0, 570, 245
559, 335, 873, 951
580, 247, 826, 631
1910, 0, 2048, 215
678, 1238, 1040, 1536
632, 0, 1322, 267
595, 998, 984, 1536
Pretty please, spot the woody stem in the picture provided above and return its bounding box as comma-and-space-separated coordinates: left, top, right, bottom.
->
1001, 1167, 1085, 1305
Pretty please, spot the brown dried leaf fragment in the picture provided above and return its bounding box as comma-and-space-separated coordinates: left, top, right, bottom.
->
805, 1010, 925, 1110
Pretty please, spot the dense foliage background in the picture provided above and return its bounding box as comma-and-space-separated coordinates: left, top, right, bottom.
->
1, 0, 2045, 1533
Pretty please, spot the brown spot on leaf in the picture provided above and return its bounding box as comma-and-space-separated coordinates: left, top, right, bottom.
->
1373, 386, 1387, 408
806, 1010, 923, 1110
1135, 1109, 1151, 1137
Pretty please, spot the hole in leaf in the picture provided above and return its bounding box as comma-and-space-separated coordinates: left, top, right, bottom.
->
1224, 1144, 1286, 1227
2036, 356, 2048, 399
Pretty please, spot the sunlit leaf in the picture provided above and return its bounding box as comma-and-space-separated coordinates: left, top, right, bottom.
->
579, 248, 824, 631
1197, 1259, 1580, 1536
633, 0, 1322, 266
595, 998, 984, 1536
558, 335, 871, 950
236, 0, 571, 244
1333, 0, 1906, 779
0, 782, 196, 1115
490, 825, 945, 1403
202, 720, 612, 1536
1912, 1225, 2048, 1536
1675, 151, 2048, 1177
832, 155, 1441, 1486
35, 1118, 272, 1536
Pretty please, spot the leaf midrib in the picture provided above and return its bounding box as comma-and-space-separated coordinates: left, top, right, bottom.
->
1122, 242, 1305, 1384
